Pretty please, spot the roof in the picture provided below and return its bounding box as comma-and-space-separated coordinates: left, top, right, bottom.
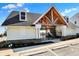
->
2, 6, 77, 28
68, 21, 79, 28
70, 12, 79, 28
63, 16, 79, 28
2, 11, 41, 26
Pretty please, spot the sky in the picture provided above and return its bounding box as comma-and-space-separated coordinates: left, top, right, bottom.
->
0, 3, 79, 34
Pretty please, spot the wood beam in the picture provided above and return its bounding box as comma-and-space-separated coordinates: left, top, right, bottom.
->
42, 17, 49, 24
53, 17, 58, 24
45, 16, 53, 24
53, 9, 65, 24
41, 19, 46, 24
41, 19, 50, 26
51, 10, 54, 23
42, 24, 52, 26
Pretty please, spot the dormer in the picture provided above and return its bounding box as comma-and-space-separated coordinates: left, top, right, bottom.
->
19, 9, 27, 21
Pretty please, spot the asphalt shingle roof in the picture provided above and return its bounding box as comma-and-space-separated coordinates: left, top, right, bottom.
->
2, 10, 78, 28
2, 11, 41, 26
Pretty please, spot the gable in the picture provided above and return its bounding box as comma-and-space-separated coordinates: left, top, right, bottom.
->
34, 6, 68, 27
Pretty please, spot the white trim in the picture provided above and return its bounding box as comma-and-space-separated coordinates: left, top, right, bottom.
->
19, 9, 27, 21
35, 24, 41, 38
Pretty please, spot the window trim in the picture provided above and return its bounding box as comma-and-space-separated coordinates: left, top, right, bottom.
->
19, 11, 27, 21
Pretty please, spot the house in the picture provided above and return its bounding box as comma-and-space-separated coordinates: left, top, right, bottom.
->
2, 6, 78, 44
2, 10, 41, 40
70, 13, 79, 35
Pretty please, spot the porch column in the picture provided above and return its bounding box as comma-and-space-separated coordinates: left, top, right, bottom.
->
35, 24, 41, 39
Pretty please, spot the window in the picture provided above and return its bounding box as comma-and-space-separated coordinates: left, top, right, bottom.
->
75, 21, 77, 24
66, 18, 69, 23
21, 12, 25, 20
64, 16, 69, 23
19, 10, 27, 21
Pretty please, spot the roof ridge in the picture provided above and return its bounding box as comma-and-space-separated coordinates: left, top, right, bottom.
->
11, 11, 42, 15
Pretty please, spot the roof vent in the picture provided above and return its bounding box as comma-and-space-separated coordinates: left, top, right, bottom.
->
19, 9, 27, 21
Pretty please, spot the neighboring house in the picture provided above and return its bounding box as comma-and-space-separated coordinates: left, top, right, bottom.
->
70, 13, 79, 34
70, 13, 79, 27
2, 6, 79, 42
62, 16, 78, 37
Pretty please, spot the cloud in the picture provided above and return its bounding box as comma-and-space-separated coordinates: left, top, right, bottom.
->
2, 3, 29, 13
61, 7, 78, 16
2, 3, 24, 9
24, 8, 30, 12
2, 4, 17, 9
16, 3, 24, 7
8, 9, 14, 12
61, 13, 66, 16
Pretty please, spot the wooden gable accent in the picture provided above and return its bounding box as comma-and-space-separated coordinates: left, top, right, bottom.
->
34, 6, 68, 27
